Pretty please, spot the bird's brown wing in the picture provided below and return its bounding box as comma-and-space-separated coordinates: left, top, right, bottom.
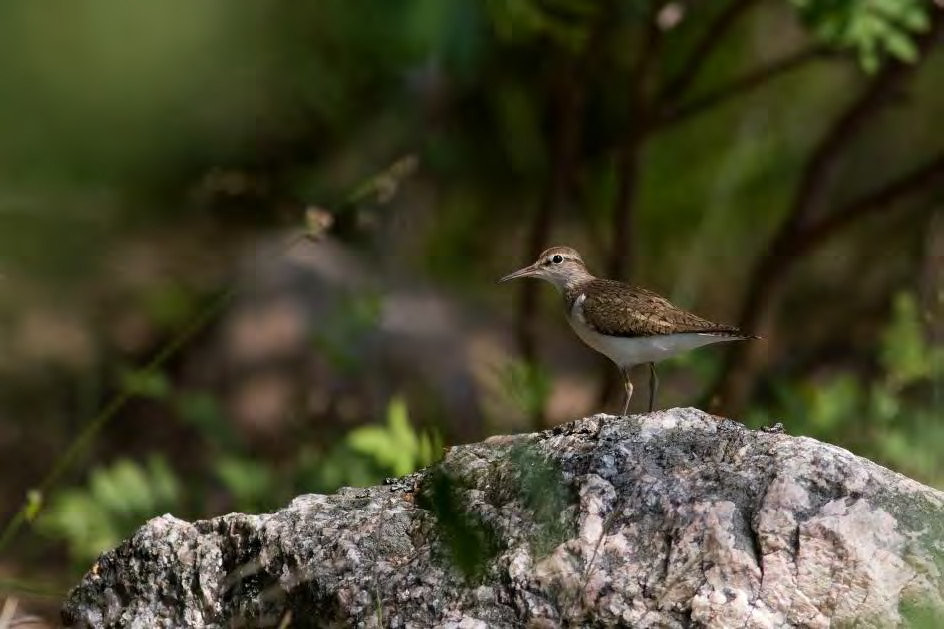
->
579, 280, 744, 337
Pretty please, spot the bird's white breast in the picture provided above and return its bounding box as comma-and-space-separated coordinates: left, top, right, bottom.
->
568, 293, 740, 367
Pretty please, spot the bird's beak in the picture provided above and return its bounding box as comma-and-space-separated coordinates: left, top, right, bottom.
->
499, 263, 540, 283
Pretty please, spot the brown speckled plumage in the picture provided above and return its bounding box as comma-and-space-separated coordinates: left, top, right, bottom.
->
565, 279, 748, 338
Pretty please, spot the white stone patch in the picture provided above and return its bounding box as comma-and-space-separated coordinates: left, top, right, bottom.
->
506, 547, 531, 581
442, 616, 488, 629
796, 499, 914, 626
580, 513, 604, 548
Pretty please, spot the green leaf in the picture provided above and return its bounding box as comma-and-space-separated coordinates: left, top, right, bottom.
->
484, 0, 595, 50
861, 49, 880, 74
294, 444, 380, 493
417, 468, 501, 580
120, 369, 171, 400
885, 30, 918, 63
898, 5, 929, 32
790, 0, 929, 72
174, 391, 240, 451
808, 375, 861, 432
496, 359, 551, 417
145, 456, 180, 505
418, 432, 434, 469
39, 456, 181, 564
109, 459, 155, 514
869, 385, 900, 424
349, 397, 418, 476
214, 456, 276, 511
880, 292, 932, 388
347, 397, 441, 477
89, 462, 134, 515
24, 489, 43, 522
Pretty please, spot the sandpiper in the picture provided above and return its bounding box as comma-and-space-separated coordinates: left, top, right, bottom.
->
500, 246, 757, 414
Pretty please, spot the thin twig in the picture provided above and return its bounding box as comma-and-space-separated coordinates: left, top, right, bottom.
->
792, 16, 942, 233
793, 152, 944, 259
658, 0, 762, 103
607, 17, 663, 281
514, 20, 602, 428
791, 64, 916, 231
658, 46, 829, 128
515, 55, 582, 365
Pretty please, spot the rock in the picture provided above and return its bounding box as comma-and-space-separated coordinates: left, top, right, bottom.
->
62, 408, 944, 628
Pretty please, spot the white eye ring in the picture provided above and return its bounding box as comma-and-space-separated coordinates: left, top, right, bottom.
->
551, 255, 563, 264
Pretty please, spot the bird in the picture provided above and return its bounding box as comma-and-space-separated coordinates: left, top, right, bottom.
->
499, 245, 758, 414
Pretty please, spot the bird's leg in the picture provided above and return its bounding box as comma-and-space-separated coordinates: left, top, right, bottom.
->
648, 362, 659, 412
621, 367, 633, 416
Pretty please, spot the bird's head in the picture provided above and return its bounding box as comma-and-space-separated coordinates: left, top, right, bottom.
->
499, 246, 592, 292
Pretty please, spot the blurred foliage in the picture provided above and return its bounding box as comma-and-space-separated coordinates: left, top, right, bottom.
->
35, 392, 442, 567
311, 292, 383, 374
507, 443, 574, 556
792, 0, 931, 71
38, 456, 179, 566
881, 291, 942, 389
418, 442, 573, 579
483, 0, 600, 49
119, 368, 172, 401
348, 396, 443, 477
213, 456, 276, 515
418, 467, 502, 581
749, 291, 944, 486
496, 359, 553, 418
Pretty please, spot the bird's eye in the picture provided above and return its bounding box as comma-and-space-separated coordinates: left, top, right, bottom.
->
552, 255, 564, 264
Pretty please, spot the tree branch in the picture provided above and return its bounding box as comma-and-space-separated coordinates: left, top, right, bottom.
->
710, 13, 944, 413
659, 0, 762, 103
793, 151, 944, 259
513, 16, 609, 426
657, 46, 829, 128
749, 15, 944, 319
791, 17, 943, 233
789, 71, 915, 234
706, 153, 944, 414
606, 19, 661, 282
514, 57, 582, 364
